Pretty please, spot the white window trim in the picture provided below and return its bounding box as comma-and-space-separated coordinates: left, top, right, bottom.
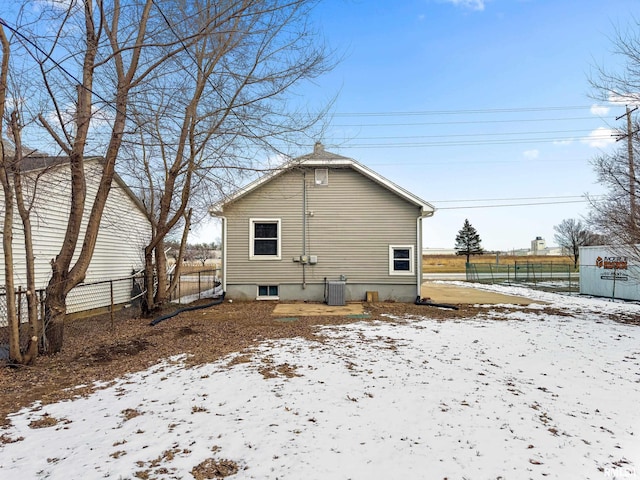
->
249, 218, 281, 260
256, 285, 280, 300
389, 245, 415, 276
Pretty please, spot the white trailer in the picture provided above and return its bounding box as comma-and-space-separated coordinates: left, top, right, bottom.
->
579, 245, 640, 301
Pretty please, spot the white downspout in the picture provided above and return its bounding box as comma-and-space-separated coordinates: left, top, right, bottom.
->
416, 215, 422, 299
221, 216, 227, 292
416, 209, 433, 299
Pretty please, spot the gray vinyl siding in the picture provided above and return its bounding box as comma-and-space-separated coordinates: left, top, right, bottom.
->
0, 161, 149, 313
224, 167, 420, 298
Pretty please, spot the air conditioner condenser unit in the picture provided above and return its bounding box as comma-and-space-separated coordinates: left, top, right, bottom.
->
326, 281, 346, 306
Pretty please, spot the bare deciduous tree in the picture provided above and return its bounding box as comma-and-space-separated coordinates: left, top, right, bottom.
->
553, 218, 602, 269
0, 23, 40, 364
588, 143, 640, 246
2, 0, 333, 352
588, 18, 640, 261
117, 0, 333, 312
5, 0, 224, 351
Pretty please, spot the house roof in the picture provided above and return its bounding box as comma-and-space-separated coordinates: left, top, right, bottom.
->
210, 142, 435, 216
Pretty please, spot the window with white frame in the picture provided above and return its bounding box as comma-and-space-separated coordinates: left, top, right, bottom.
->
250, 218, 281, 260
257, 285, 279, 299
389, 245, 414, 275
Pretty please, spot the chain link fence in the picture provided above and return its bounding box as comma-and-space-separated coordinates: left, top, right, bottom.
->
1, 268, 221, 360
168, 268, 221, 303
0, 286, 46, 359
466, 261, 578, 293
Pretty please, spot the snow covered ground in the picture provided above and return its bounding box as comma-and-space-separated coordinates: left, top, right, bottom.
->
1, 283, 639, 479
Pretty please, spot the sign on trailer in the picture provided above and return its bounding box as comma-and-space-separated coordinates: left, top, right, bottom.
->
579, 245, 640, 301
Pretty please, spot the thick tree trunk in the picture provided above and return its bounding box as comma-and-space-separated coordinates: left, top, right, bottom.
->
142, 246, 155, 315
43, 286, 66, 354
154, 240, 168, 306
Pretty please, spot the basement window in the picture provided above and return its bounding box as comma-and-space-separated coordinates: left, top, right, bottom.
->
257, 285, 279, 300
389, 245, 414, 275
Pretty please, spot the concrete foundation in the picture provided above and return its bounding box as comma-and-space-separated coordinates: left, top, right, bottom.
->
226, 282, 416, 303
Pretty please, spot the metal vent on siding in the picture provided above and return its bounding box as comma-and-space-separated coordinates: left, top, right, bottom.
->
315, 168, 328, 186
327, 281, 345, 306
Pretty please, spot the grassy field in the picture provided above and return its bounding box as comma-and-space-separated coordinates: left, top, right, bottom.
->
423, 254, 574, 273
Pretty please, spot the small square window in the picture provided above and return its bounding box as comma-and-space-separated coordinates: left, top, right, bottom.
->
389, 245, 414, 275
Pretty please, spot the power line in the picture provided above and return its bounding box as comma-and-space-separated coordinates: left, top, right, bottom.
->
367, 157, 588, 167
328, 136, 613, 148
433, 195, 597, 203
435, 199, 593, 210
331, 115, 614, 128
332, 105, 597, 117
0, 16, 126, 119
333, 128, 601, 141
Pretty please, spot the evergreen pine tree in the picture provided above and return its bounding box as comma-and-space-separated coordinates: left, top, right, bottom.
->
455, 219, 484, 263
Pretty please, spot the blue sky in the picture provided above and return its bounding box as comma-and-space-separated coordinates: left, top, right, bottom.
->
3, 0, 635, 251
231, 0, 637, 252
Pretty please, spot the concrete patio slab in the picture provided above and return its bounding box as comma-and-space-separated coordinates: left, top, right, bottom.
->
272, 303, 365, 317
421, 282, 540, 305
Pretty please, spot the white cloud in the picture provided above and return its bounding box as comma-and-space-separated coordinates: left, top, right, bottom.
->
523, 149, 539, 159
32, 0, 83, 15
443, 0, 486, 11
590, 104, 610, 116
46, 103, 115, 131
553, 139, 574, 146
582, 127, 616, 148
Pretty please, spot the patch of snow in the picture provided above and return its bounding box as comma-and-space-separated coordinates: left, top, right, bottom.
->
1, 284, 639, 479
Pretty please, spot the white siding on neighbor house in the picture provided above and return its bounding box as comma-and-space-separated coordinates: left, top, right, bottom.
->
223, 166, 420, 291
0, 161, 150, 313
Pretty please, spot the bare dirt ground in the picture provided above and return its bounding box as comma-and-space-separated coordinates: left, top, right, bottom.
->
0, 300, 485, 426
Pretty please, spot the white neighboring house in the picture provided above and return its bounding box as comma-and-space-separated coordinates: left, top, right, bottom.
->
0, 156, 151, 316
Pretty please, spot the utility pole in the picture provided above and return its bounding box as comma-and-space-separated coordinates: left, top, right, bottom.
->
616, 105, 639, 237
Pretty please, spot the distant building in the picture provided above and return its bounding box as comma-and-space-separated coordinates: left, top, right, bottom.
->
531, 236, 546, 255
422, 248, 457, 256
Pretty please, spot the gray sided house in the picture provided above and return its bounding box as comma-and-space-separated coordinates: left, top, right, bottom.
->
210, 143, 434, 302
